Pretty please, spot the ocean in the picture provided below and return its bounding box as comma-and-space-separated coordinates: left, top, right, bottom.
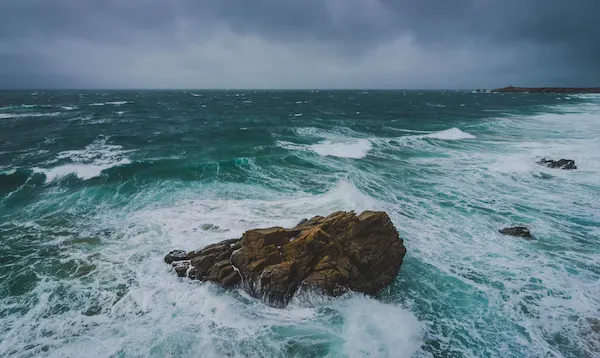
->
0, 90, 598, 358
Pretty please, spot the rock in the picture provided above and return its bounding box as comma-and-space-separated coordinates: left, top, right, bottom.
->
188, 238, 242, 288
537, 158, 577, 170
165, 211, 406, 307
296, 218, 308, 226
499, 226, 532, 238
201, 223, 220, 231
172, 260, 190, 277
164, 250, 187, 264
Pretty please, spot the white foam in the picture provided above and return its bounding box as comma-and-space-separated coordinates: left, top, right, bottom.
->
426, 102, 446, 108
0, 112, 62, 119
0, 104, 36, 110
35, 160, 130, 182
34, 138, 133, 182
106, 101, 129, 105
0, 167, 17, 175
424, 127, 476, 140
89, 103, 105, 106
332, 295, 423, 357
280, 127, 373, 159
309, 139, 372, 159
384, 127, 430, 134
61, 106, 76, 110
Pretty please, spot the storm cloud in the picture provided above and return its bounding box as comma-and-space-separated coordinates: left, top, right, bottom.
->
0, 0, 598, 89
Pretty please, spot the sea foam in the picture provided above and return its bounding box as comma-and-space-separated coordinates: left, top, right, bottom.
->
0, 112, 62, 119
309, 139, 372, 159
424, 127, 476, 140
35, 160, 131, 182
279, 127, 373, 159
34, 138, 133, 182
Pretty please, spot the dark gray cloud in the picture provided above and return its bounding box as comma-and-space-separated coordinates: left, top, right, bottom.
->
0, 0, 598, 88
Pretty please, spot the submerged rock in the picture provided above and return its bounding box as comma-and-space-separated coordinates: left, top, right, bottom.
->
164, 211, 407, 307
499, 226, 532, 238
537, 158, 577, 170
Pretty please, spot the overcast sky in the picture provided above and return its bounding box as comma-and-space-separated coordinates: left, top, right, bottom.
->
0, 0, 598, 89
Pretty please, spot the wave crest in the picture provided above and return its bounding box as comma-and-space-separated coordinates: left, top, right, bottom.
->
424, 128, 476, 140
34, 138, 133, 182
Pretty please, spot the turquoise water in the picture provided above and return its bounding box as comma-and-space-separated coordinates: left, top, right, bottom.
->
1, 90, 599, 357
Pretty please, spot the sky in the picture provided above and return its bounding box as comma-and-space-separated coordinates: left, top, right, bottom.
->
0, 0, 598, 89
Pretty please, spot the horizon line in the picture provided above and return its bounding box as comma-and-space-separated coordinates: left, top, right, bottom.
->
0, 87, 489, 91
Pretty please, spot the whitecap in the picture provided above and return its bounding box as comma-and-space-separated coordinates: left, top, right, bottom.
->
383, 127, 430, 134
426, 103, 446, 108
34, 138, 134, 182
0, 104, 36, 110
0, 112, 62, 119
89, 103, 105, 106
309, 139, 372, 159
0, 167, 17, 175
282, 127, 374, 158
34, 160, 130, 182
106, 101, 129, 105
424, 128, 476, 140
294, 113, 303, 117
61, 106, 75, 110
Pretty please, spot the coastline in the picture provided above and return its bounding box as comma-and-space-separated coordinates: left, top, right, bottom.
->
492, 86, 600, 93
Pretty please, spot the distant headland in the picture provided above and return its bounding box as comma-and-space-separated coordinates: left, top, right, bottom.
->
491, 86, 600, 94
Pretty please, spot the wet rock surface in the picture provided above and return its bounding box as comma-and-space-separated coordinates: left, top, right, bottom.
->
537, 158, 577, 170
165, 211, 407, 307
499, 226, 532, 238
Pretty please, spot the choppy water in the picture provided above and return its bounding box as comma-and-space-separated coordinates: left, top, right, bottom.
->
1, 90, 599, 358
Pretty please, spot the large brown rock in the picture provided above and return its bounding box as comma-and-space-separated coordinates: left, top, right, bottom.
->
164, 211, 406, 307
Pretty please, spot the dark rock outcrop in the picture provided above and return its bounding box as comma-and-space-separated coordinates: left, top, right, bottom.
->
164, 250, 187, 264
492, 86, 600, 94
164, 211, 407, 307
537, 158, 577, 170
172, 260, 190, 277
499, 226, 532, 238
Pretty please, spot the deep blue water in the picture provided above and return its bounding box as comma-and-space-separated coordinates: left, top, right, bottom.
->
1, 90, 599, 357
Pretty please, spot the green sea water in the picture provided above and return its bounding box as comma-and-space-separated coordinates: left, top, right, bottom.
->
1, 90, 599, 357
